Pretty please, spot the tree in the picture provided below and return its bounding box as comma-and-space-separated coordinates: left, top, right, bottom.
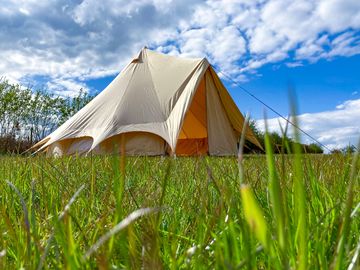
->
246, 119, 324, 154
0, 79, 95, 154
341, 145, 357, 154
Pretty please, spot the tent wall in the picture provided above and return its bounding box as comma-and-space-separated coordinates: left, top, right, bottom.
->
205, 70, 238, 156
208, 67, 262, 149
47, 137, 93, 157
47, 132, 165, 156
98, 132, 165, 156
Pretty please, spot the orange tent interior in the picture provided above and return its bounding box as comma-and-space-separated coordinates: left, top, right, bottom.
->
175, 77, 208, 155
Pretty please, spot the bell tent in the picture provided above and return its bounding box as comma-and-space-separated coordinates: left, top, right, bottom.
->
34, 47, 261, 156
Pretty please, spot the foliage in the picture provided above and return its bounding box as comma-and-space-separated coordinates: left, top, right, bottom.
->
0, 80, 94, 154
248, 119, 324, 154
331, 145, 358, 155
0, 152, 359, 269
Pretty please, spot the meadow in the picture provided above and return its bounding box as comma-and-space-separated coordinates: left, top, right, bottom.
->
0, 150, 359, 269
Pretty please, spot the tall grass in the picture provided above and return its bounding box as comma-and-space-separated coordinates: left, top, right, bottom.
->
0, 151, 359, 269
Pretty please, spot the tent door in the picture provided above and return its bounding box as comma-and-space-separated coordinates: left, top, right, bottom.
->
175, 77, 208, 155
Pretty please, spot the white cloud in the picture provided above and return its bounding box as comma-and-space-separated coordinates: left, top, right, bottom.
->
172, 25, 247, 76
286, 62, 303, 68
295, 42, 323, 61
0, 0, 202, 92
210, 26, 246, 64
256, 99, 360, 151
327, 32, 360, 58
317, 0, 360, 33
157, 0, 360, 79
0, 0, 359, 90
250, 27, 283, 54
46, 78, 90, 97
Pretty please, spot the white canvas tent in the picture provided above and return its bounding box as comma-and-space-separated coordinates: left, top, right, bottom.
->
34, 47, 261, 156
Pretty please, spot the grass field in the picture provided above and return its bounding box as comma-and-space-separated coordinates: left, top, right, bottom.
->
0, 151, 359, 269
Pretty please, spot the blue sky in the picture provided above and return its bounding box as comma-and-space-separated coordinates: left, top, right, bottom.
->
236, 53, 360, 117
0, 0, 359, 149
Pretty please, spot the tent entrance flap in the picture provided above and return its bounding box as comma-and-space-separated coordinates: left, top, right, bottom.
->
175, 77, 208, 155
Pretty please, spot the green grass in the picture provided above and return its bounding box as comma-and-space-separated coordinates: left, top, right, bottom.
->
0, 153, 359, 269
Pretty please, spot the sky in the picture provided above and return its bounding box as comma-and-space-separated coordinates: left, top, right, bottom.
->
0, 0, 359, 150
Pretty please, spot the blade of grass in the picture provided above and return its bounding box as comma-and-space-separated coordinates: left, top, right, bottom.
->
289, 90, 308, 270
240, 185, 269, 250
264, 120, 288, 267
238, 113, 250, 185
83, 207, 162, 260
347, 238, 360, 270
